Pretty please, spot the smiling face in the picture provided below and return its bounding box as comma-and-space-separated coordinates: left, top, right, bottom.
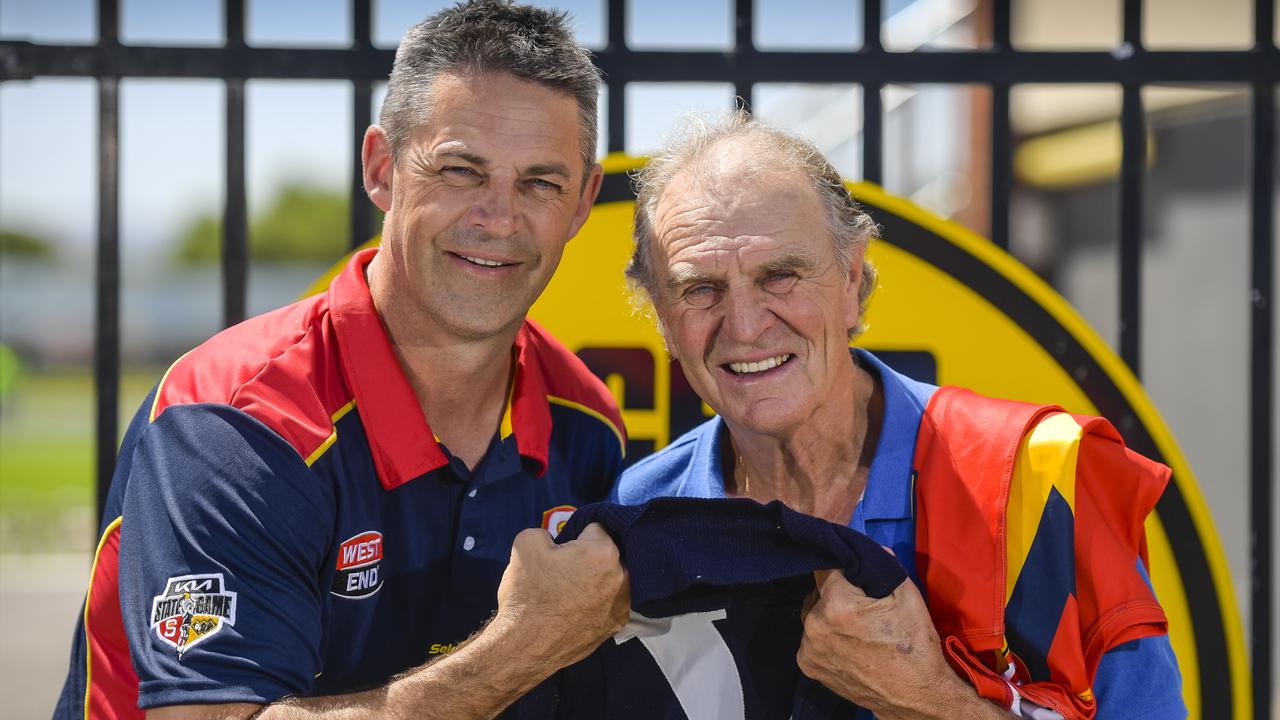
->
650, 162, 864, 437
366, 71, 601, 342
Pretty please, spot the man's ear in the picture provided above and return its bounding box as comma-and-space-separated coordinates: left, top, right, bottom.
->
567, 163, 604, 239
655, 314, 679, 361
843, 244, 866, 331
362, 125, 394, 213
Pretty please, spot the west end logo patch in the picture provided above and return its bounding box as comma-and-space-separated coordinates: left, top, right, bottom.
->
542, 505, 575, 539
150, 573, 237, 659
332, 530, 383, 599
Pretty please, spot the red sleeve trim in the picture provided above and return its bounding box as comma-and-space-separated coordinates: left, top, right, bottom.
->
83, 517, 141, 719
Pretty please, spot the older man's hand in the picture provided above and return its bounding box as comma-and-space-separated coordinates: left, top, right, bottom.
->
493, 522, 631, 670
798, 570, 1013, 720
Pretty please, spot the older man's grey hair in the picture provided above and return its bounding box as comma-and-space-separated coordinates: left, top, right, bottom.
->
380, 0, 601, 175
627, 111, 880, 336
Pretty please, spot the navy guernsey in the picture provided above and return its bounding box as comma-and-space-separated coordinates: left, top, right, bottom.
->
55, 248, 626, 718
546, 497, 907, 719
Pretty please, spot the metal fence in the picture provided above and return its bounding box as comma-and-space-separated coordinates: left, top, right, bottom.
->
1, 0, 1275, 714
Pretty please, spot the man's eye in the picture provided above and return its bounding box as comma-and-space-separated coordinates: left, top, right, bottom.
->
762, 272, 799, 294
682, 285, 721, 308
441, 166, 479, 180
529, 178, 563, 192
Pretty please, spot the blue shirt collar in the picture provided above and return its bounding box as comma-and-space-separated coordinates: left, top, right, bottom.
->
854, 348, 937, 524
681, 418, 729, 499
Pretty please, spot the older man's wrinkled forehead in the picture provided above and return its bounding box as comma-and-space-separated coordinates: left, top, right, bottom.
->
654, 136, 824, 246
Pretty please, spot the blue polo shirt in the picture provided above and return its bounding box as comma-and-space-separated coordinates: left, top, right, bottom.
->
56, 248, 626, 718
615, 348, 1185, 719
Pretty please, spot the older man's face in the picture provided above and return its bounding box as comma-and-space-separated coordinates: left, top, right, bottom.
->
651, 168, 863, 437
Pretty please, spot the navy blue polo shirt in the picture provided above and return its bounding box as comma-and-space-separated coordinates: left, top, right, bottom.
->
55, 248, 626, 717
614, 349, 1185, 719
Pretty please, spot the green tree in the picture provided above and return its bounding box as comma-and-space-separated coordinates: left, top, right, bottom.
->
0, 229, 56, 260
175, 185, 381, 265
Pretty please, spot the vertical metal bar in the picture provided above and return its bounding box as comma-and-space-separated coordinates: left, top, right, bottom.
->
1118, 85, 1144, 374
607, 0, 626, 153
222, 0, 247, 327
351, 0, 374, 248
1122, 0, 1142, 49
352, 81, 373, 247
1249, 76, 1275, 720
1252, 0, 1276, 715
991, 0, 1011, 48
1118, 0, 1143, 374
94, 0, 120, 526
862, 0, 883, 52
861, 0, 883, 184
989, 84, 1010, 250
988, 0, 1012, 250
1257, 0, 1275, 50
734, 0, 754, 110
353, 0, 372, 47
862, 86, 882, 185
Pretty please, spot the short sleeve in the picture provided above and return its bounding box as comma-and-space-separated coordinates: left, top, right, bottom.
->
1092, 563, 1187, 719
1094, 637, 1186, 718
118, 404, 336, 708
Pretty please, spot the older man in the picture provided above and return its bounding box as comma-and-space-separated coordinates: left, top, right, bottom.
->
615, 113, 1185, 719
55, 2, 629, 718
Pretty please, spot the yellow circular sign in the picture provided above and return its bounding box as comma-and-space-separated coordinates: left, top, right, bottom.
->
308, 154, 1247, 718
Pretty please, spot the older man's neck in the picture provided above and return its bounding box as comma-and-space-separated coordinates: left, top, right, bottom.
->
725, 363, 883, 524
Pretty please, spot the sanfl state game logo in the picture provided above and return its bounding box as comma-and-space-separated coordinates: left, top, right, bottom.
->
150, 573, 237, 659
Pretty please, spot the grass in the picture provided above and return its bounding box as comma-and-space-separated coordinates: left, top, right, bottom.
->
0, 369, 161, 552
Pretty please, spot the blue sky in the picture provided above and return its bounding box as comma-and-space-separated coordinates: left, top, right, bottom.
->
0, 0, 900, 261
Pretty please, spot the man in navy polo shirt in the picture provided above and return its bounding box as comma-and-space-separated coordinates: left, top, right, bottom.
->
55, 2, 630, 718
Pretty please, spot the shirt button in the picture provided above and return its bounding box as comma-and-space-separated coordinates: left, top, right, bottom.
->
468, 488, 477, 498
462, 536, 476, 551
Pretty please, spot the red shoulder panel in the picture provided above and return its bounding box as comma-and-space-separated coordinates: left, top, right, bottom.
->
150, 292, 352, 464
519, 319, 626, 445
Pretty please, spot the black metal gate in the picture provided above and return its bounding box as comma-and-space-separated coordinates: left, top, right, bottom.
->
1, 0, 1275, 715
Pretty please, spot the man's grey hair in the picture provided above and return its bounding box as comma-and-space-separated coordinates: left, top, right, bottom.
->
380, 0, 601, 174
627, 111, 880, 336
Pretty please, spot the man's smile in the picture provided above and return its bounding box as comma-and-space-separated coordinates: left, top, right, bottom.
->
446, 250, 521, 272
722, 353, 795, 377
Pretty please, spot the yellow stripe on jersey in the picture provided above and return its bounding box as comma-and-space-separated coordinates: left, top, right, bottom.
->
547, 395, 626, 457
305, 400, 356, 467
1004, 412, 1084, 604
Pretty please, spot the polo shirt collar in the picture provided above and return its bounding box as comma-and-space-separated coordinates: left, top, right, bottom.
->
683, 418, 730, 498
856, 348, 936, 522
328, 248, 552, 490
504, 330, 552, 476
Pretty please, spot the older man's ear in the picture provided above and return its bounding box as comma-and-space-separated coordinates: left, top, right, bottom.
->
843, 245, 866, 333
657, 318, 680, 362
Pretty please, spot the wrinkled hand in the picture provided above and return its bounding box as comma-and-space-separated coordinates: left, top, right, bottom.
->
798, 570, 985, 720
494, 523, 630, 670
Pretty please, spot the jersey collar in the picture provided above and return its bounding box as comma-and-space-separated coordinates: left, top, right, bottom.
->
505, 330, 552, 476
328, 248, 552, 490
856, 348, 938, 523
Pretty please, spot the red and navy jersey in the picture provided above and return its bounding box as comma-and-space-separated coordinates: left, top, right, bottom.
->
54, 248, 625, 718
